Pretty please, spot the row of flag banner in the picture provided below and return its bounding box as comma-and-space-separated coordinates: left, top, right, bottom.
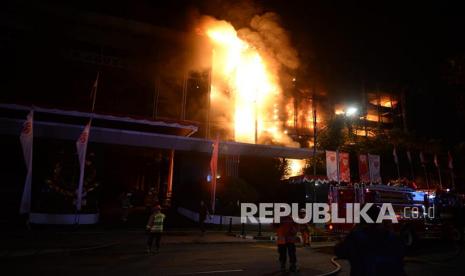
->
20, 113, 220, 215
18, 108, 457, 214
393, 147, 453, 169
19, 110, 91, 214
326, 151, 381, 184
326, 148, 455, 184
19, 74, 99, 214
325, 151, 350, 182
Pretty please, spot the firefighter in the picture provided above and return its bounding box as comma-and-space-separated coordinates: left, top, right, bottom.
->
274, 215, 299, 272
146, 205, 165, 254
299, 208, 311, 247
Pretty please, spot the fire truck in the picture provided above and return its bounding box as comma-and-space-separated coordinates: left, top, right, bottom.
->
327, 184, 431, 247
286, 175, 464, 246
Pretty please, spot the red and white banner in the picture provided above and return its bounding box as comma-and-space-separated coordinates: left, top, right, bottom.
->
20, 110, 34, 214
358, 154, 370, 183
210, 136, 220, 213
326, 151, 338, 181
368, 154, 382, 183
338, 152, 350, 182
76, 120, 91, 211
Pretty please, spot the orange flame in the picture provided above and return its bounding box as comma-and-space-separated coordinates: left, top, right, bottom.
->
205, 19, 295, 146
285, 159, 306, 179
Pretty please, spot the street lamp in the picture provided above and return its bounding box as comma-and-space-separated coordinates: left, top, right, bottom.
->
344, 106, 358, 142
345, 106, 358, 117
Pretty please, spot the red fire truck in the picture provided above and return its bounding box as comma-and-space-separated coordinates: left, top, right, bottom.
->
327, 184, 431, 247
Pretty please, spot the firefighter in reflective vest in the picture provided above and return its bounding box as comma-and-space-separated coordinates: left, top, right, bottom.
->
146, 205, 165, 254
274, 215, 299, 272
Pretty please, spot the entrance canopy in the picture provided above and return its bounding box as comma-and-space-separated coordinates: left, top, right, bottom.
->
0, 103, 321, 159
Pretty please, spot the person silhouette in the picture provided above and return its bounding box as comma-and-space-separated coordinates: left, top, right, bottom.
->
335, 205, 406, 276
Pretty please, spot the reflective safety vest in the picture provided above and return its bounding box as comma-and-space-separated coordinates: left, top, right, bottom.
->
148, 213, 165, 233
276, 216, 298, 244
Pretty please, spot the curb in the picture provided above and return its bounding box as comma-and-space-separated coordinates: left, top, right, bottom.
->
164, 240, 257, 245
316, 257, 341, 276
1, 242, 118, 258
234, 234, 277, 242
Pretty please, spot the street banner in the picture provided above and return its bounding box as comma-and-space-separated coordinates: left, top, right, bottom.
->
393, 147, 399, 164
326, 151, 338, 181
368, 154, 382, 183
434, 154, 442, 187
339, 152, 350, 182
76, 120, 91, 211
210, 136, 220, 213
448, 151, 454, 169
406, 151, 412, 164
420, 152, 426, 166
20, 110, 34, 214
358, 154, 370, 183
434, 154, 439, 168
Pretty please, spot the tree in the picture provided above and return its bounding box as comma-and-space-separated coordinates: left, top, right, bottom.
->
317, 116, 348, 150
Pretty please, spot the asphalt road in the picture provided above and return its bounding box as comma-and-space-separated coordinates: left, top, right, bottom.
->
403, 239, 465, 276
326, 238, 465, 276
1, 236, 465, 275
1, 241, 335, 276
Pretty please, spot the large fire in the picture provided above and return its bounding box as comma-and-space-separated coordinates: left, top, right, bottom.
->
285, 159, 307, 179
204, 19, 295, 146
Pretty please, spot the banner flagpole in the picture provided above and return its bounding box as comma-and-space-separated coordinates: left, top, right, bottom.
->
19, 110, 34, 215
336, 149, 340, 185
420, 152, 429, 190
312, 87, 317, 176
393, 147, 400, 180
76, 120, 92, 214
434, 154, 442, 189
407, 150, 415, 181
210, 135, 220, 214
448, 151, 455, 190
91, 72, 99, 112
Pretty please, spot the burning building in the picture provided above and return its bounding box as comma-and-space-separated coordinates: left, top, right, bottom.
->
333, 90, 406, 138
199, 14, 300, 147
0, 3, 324, 222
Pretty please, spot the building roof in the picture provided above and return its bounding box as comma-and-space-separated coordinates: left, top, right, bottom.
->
0, 103, 198, 137
0, 103, 320, 159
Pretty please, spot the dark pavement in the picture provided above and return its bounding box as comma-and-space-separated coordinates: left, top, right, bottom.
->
1, 228, 465, 275
1, 237, 337, 275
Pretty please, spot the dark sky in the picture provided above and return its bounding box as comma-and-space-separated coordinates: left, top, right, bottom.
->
27, 0, 465, 142
62, 0, 465, 86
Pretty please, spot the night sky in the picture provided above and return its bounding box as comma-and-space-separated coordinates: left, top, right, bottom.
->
19, 0, 465, 142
